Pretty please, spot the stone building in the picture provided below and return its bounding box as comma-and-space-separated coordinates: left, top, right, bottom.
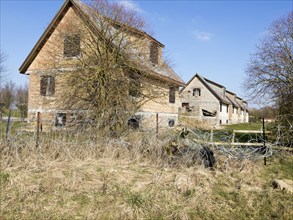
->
19, 0, 185, 131
179, 73, 249, 126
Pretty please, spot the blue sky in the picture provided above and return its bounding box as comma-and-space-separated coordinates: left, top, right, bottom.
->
1, 0, 292, 104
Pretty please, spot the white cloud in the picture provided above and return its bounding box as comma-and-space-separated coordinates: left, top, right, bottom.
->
117, 0, 143, 13
193, 30, 212, 41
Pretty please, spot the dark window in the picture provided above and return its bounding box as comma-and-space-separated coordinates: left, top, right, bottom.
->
169, 87, 176, 103
168, 119, 175, 127
219, 120, 222, 124
193, 88, 201, 96
226, 120, 228, 124
227, 105, 229, 113
182, 103, 189, 107
150, 42, 159, 64
55, 113, 66, 127
64, 34, 80, 57
129, 73, 140, 97
220, 103, 222, 112
40, 76, 55, 96
128, 115, 141, 129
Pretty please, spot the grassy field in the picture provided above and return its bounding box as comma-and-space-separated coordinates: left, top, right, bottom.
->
1, 125, 293, 219
223, 122, 264, 131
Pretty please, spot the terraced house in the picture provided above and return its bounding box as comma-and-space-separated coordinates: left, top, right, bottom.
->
19, 0, 185, 130
179, 74, 249, 126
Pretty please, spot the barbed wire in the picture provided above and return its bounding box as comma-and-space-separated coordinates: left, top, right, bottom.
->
1, 110, 292, 166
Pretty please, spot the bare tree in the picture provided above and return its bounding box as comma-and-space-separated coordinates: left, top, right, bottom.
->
245, 11, 293, 145
42, 0, 170, 134
245, 11, 293, 115
0, 80, 15, 110
15, 84, 28, 121
0, 50, 7, 88
0, 50, 8, 120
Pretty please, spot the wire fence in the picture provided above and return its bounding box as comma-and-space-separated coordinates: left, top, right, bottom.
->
1, 110, 292, 168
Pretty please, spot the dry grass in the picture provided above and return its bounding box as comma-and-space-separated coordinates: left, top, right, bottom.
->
1, 127, 293, 219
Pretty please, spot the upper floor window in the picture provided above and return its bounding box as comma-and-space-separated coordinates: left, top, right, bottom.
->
64, 34, 80, 57
169, 87, 176, 103
40, 76, 55, 96
193, 88, 201, 96
129, 73, 140, 97
150, 42, 159, 64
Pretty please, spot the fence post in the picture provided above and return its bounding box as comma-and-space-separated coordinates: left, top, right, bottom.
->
232, 130, 235, 147
263, 118, 267, 165
156, 113, 159, 134
36, 112, 41, 148
5, 110, 11, 142
210, 129, 213, 142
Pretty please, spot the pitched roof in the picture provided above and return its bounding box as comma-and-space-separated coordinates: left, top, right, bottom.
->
181, 73, 249, 107
19, 0, 185, 86
236, 97, 249, 111
226, 90, 241, 108
181, 73, 231, 105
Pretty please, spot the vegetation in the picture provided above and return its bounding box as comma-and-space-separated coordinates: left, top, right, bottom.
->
245, 11, 293, 118
1, 120, 292, 219
224, 122, 263, 131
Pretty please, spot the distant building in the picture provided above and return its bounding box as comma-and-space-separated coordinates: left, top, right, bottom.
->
179, 73, 249, 126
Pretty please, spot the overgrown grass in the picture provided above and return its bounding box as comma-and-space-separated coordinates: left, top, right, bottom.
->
0, 127, 292, 219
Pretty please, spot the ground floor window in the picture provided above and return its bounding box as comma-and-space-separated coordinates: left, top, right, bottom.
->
182, 103, 189, 107
55, 113, 66, 127
168, 119, 175, 127
128, 115, 141, 129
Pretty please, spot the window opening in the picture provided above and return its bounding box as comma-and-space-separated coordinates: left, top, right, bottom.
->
168, 119, 175, 127
193, 88, 201, 96
202, 109, 217, 117
40, 76, 55, 96
128, 115, 141, 129
64, 34, 80, 57
150, 42, 159, 64
55, 113, 66, 127
169, 87, 176, 103
129, 73, 140, 97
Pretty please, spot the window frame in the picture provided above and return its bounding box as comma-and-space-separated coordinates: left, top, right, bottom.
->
150, 42, 159, 64
169, 86, 176, 104
55, 113, 66, 128
64, 34, 80, 58
128, 73, 141, 97
40, 75, 55, 96
193, 88, 201, 97
168, 119, 175, 127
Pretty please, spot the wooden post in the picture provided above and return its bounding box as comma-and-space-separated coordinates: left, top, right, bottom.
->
210, 129, 213, 142
232, 130, 235, 148
36, 112, 40, 148
156, 113, 159, 134
263, 117, 266, 165
5, 110, 11, 141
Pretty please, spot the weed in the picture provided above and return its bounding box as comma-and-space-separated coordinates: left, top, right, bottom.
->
127, 192, 145, 208
0, 171, 9, 185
